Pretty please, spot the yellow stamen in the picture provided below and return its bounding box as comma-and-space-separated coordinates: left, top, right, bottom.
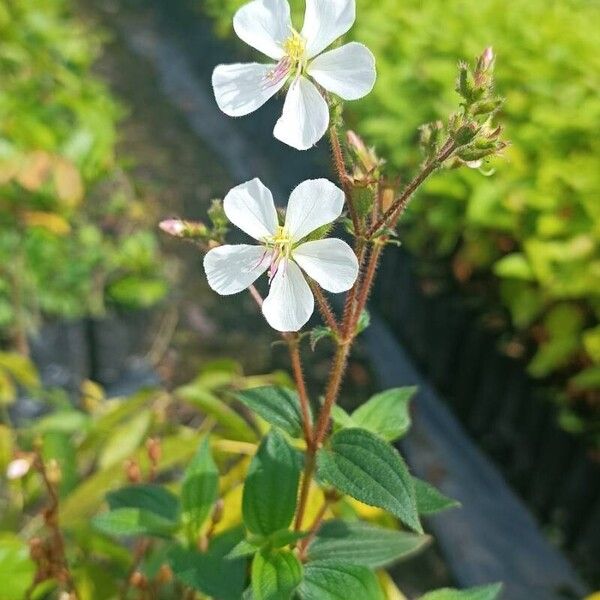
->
283, 29, 306, 64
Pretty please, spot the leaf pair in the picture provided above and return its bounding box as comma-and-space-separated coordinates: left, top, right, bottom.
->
93, 436, 219, 541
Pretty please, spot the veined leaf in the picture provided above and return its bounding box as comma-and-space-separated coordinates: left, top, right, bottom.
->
420, 584, 503, 600
252, 549, 303, 600
316, 428, 421, 532
307, 520, 430, 568
299, 563, 384, 600
243, 430, 301, 536
350, 387, 416, 441
235, 386, 304, 438
107, 484, 180, 523
414, 478, 460, 515
92, 507, 178, 538
169, 527, 246, 600
181, 437, 219, 541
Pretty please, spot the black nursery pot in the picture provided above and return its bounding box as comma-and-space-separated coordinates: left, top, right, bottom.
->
87, 309, 159, 393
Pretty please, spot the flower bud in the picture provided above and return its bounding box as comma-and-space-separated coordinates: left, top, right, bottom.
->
476, 47, 495, 77
159, 219, 209, 239
453, 123, 479, 145
6, 456, 32, 480
346, 130, 384, 181
130, 571, 147, 589
208, 199, 228, 229
211, 498, 225, 525
146, 438, 161, 466
125, 459, 142, 483
156, 564, 173, 585
471, 98, 503, 116
46, 459, 62, 485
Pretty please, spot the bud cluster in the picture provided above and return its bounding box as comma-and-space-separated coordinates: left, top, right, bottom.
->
420, 48, 507, 169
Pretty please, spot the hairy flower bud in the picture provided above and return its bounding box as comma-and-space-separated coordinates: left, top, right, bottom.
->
346, 130, 384, 183
159, 218, 209, 240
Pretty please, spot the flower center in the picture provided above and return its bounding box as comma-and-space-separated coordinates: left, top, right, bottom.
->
282, 29, 306, 64
263, 226, 294, 282
263, 30, 306, 89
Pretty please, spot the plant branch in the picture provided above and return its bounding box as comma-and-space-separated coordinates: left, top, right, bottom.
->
287, 335, 313, 449
366, 140, 456, 238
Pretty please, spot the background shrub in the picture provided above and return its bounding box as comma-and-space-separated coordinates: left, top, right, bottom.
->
0, 0, 167, 348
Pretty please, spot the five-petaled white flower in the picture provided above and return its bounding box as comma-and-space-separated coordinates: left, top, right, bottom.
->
203, 178, 359, 332
212, 0, 376, 150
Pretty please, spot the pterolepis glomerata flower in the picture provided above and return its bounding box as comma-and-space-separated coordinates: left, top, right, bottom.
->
203, 178, 359, 332
212, 0, 377, 150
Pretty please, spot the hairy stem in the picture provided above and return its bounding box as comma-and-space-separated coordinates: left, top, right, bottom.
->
287, 335, 313, 449
309, 280, 339, 334
366, 140, 456, 238
329, 125, 361, 237
294, 452, 316, 531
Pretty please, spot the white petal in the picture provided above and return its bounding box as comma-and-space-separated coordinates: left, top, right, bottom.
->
273, 76, 329, 151
233, 0, 291, 60
284, 179, 345, 242
301, 0, 356, 58
212, 63, 287, 117
308, 42, 376, 100
204, 245, 270, 295
293, 238, 358, 293
224, 178, 279, 240
262, 259, 314, 332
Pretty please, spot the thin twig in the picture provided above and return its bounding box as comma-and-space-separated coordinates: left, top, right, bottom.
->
366, 140, 456, 238
34, 454, 80, 599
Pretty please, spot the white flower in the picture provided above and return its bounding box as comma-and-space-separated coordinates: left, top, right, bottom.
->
203, 178, 358, 332
212, 0, 376, 150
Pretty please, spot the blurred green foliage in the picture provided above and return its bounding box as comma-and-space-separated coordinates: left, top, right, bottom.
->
0, 0, 167, 346
203, 0, 600, 437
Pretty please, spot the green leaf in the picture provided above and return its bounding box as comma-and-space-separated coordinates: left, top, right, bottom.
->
243, 430, 301, 536
0, 534, 36, 600
92, 507, 178, 538
270, 529, 308, 548
420, 584, 503, 600
107, 484, 180, 523
330, 405, 355, 429
169, 527, 246, 600
316, 428, 421, 532
310, 326, 335, 350
235, 386, 304, 438
181, 437, 219, 541
0, 352, 40, 389
252, 549, 303, 600
177, 383, 256, 442
93, 484, 181, 538
355, 310, 371, 335
307, 520, 430, 568
414, 478, 461, 515
98, 409, 152, 469
299, 563, 384, 600
228, 539, 260, 559
350, 387, 416, 441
